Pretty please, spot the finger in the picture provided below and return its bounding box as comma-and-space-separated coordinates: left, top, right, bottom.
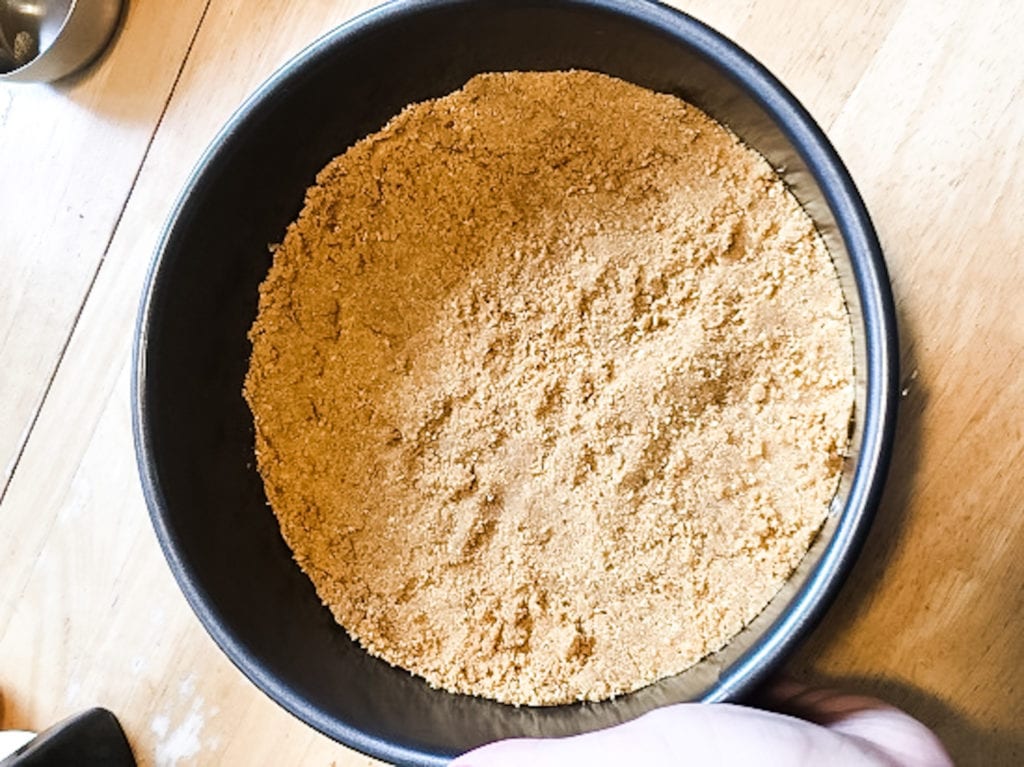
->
826, 708, 954, 767
758, 678, 953, 767
451, 703, 894, 767
760, 677, 896, 725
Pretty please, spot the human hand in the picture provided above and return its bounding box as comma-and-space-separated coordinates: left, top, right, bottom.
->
451, 679, 953, 767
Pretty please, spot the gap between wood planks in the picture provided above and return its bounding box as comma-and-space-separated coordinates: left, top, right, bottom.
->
0, 0, 215, 505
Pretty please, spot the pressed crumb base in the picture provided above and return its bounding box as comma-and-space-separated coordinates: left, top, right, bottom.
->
244, 71, 854, 705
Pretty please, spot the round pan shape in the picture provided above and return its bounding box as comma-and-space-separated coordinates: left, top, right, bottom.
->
133, 1, 899, 764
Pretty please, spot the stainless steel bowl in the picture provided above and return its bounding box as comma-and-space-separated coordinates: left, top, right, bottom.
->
0, 0, 122, 83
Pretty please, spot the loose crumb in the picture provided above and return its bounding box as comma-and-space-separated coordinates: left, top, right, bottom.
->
244, 71, 854, 705
12, 31, 37, 67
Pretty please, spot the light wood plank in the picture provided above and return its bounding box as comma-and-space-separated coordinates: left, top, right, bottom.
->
0, 1, 386, 764
0, 0, 211, 493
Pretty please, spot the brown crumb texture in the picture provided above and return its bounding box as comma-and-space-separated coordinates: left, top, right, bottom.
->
244, 70, 854, 705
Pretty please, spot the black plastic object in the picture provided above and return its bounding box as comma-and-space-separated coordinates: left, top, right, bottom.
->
132, 1, 898, 764
0, 708, 136, 767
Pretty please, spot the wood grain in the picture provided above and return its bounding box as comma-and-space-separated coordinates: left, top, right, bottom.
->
1, 1, 1021, 765
0, 0, 210, 493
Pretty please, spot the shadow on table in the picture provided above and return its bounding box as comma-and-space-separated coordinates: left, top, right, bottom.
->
0, 686, 31, 731
48, 0, 164, 126
780, 302, 1023, 765
807, 295, 929, 652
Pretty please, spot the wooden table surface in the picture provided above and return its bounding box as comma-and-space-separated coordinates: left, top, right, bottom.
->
1, 1, 1021, 764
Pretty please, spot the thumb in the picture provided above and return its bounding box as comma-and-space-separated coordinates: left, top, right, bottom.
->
451, 703, 894, 767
